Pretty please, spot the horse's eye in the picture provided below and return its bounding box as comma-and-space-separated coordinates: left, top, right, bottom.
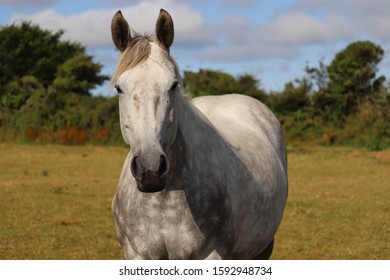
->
115, 85, 123, 94
169, 81, 179, 92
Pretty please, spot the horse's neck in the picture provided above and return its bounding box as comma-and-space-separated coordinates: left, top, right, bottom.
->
176, 93, 213, 147
172, 93, 227, 169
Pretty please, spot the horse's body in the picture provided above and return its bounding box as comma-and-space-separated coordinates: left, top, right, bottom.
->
111, 9, 288, 260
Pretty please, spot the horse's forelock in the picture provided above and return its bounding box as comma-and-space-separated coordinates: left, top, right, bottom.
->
112, 34, 180, 83
112, 35, 151, 83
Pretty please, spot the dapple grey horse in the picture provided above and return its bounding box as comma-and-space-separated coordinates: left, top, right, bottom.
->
111, 9, 288, 260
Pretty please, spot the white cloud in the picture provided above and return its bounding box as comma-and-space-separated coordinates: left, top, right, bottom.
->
289, 0, 344, 13
196, 9, 354, 63
8, 0, 390, 72
348, 0, 390, 16
9, 0, 213, 48
0, 0, 56, 5
289, 0, 390, 43
257, 12, 353, 46
346, 0, 390, 42
10, 8, 114, 47
225, 0, 255, 8
201, 43, 300, 62
219, 16, 253, 45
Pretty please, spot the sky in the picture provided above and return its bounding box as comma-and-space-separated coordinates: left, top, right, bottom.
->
1, 0, 390, 95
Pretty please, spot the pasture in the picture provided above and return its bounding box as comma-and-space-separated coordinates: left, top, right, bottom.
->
0, 143, 389, 259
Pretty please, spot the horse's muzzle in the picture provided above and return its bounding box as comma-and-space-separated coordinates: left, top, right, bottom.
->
131, 154, 168, 192
136, 171, 166, 193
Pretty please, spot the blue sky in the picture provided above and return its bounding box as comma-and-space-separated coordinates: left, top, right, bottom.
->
1, 0, 390, 95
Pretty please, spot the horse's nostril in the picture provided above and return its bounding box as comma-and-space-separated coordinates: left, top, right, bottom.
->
130, 156, 142, 180
157, 155, 168, 176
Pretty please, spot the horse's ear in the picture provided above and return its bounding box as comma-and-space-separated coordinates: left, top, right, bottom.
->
155, 9, 174, 50
111, 10, 131, 52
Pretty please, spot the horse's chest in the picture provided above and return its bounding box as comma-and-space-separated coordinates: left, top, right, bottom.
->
125, 192, 208, 259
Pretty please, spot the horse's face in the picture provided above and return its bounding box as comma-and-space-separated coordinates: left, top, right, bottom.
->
115, 45, 179, 193
112, 10, 178, 192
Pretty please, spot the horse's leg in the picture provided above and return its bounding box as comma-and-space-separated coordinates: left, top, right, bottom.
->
122, 237, 143, 260
254, 239, 274, 260
114, 224, 143, 259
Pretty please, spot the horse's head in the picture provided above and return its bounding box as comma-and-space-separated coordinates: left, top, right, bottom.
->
111, 9, 180, 193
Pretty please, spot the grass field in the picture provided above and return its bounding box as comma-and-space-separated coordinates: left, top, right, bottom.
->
0, 143, 389, 259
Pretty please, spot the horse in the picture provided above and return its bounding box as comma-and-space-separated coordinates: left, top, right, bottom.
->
110, 9, 288, 260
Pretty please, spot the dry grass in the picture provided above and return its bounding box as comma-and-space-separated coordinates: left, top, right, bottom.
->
274, 146, 390, 259
0, 143, 389, 259
0, 143, 125, 259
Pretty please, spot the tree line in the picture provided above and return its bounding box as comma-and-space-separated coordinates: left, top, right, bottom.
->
1, 22, 389, 149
